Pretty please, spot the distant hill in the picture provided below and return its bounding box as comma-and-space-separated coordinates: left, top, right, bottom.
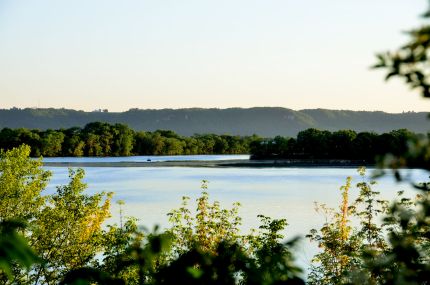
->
0, 107, 428, 136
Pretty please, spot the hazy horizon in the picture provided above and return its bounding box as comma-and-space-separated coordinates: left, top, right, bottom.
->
2, 106, 429, 114
1, 0, 430, 112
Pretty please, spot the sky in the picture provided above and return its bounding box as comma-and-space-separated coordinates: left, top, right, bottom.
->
0, 0, 429, 113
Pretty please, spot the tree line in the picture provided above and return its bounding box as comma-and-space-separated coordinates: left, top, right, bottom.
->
0, 122, 425, 162
0, 122, 255, 157
250, 128, 423, 162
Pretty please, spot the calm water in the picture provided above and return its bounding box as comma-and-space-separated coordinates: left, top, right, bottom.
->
42, 154, 250, 163
43, 158, 429, 271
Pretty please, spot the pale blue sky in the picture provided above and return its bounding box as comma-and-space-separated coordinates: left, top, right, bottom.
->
0, 0, 428, 112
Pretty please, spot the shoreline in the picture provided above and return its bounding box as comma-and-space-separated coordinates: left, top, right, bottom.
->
43, 159, 375, 168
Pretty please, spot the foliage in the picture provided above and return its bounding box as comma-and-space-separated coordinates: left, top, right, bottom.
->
0, 220, 40, 281
0, 123, 255, 157
52, 185, 303, 285
344, 189, 430, 284
2, 148, 430, 284
374, 3, 430, 98
307, 166, 430, 285
167, 181, 242, 256
250, 128, 421, 164
246, 215, 303, 284
307, 168, 393, 284
0, 145, 50, 284
0, 146, 114, 284
101, 221, 141, 283
165, 184, 303, 284
0, 145, 51, 222
0, 123, 425, 161
307, 176, 361, 284
154, 240, 304, 285
30, 168, 113, 284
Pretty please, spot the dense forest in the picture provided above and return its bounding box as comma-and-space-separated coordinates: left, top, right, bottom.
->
0, 107, 428, 136
250, 128, 422, 163
0, 122, 425, 163
0, 123, 424, 165
0, 122, 254, 157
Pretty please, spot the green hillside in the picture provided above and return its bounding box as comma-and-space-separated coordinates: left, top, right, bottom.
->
0, 107, 428, 136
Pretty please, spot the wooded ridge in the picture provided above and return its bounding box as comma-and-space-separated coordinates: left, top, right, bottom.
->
0, 107, 427, 136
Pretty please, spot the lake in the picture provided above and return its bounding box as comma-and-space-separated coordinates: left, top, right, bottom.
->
42, 155, 429, 272
42, 154, 250, 163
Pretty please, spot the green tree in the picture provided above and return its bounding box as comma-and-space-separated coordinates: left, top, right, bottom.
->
0, 128, 20, 150
162, 137, 186, 155
40, 130, 65, 157
296, 128, 332, 159
0, 146, 117, 284
183, 137, 202, 154
330, 130, 357, 159
167, 181, 242, 256
99, 217, 142, 284
83, 122, 114, 156
62, 127, 85, 157
0, 145, 51, 222
307, 176, 360, 284
195, 135, 216, 154
16, 129, 42, 157
30, 168, 113, 285
151, 133, 166, 155
133, 131, 150, 155
246, 215, 302, 285
271, 136, 290, 157
111, 124, 135, 156
352, 132, 378, 162
83, 132, 102, 156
